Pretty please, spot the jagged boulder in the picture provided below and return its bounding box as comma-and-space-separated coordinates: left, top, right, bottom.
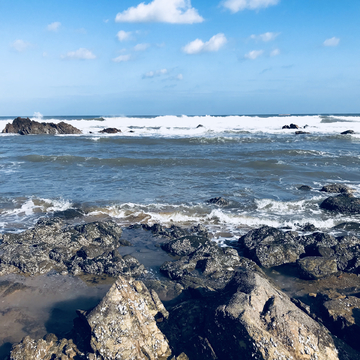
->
83, 276, 172, 360
321, 184, 354, 194
297, 256, 338, 279
2, 117, 82, 135
161, 269, 352, 359
239, 225, 305, 267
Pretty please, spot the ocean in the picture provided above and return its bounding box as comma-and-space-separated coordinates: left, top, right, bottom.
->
1, 113, 360, 242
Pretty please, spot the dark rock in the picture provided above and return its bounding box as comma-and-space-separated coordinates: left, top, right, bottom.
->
297, 256, 338, 279
160, 239, 249, 290
53, 208, 84, 219
142, 223, 209, 241
196, 124, 204, 128
160, 268, 346, 360
282, 123, 299, 129
0, 218, 144, 277
333, 222, 360, 232
298, 185, 312, 191
206, 197, 229, 206
341, 130, 355, 135
301, 232, 338, 252
321, 184, 354, 194
295, 131, 311, 134
239, 225, 304, 267
301, 223, 318, 232
2, 117, 82, 135
99, 127, 121, 134
318, 294, 360, 351
320, 194, 360, 214
161, 236, 208, 256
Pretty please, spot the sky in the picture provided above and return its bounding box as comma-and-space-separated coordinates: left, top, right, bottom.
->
1, 0, 359, 115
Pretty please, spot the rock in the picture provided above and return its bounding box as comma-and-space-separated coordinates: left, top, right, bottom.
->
2, 117, 82, 135
196, 124, 204, 128
282, 123, 300, 129
83, 275, 172, 360
321, 184, 354, 194
301, 223, 317, 232
320, 194, 360, 214
318, 294, 360, 351
298, 185, 312, 191
99, 128, 121, 134
161, 236, 208, 256
142, 223, 209, 241
239, 225, 305, 268
160, 239, 249, 290
341, 130, 355, 135
9, 334, 82, 360
0, 218, 145, 277
295, 131, 311, 134
161, 268, 348, 359
206, 197, 229, 206
297, 256, 338, 280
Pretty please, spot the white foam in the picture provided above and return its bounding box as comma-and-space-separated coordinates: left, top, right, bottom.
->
2, 114, 359, 137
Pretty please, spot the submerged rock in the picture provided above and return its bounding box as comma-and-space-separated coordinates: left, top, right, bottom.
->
298, 185, 312, 191
82, 275, 172, 360
295, 130, 311, 135
2, 117, 82, 135
239, 225, 305, 267
341, 130, 355, 135
206, 197, 229, 206
0, 218, 145, 277
320, 194, 360, 214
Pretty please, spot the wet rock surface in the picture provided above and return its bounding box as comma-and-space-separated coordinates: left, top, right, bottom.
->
282, 123, 299, 129
320, 194, 360, 214
4, 222, 360, 359
98, 128, 121, 134
321, 184, 354, 194
2, 117, 82, 135
239, 225, 305, 268
0, 218, 145, 277
206, 197, 229, 206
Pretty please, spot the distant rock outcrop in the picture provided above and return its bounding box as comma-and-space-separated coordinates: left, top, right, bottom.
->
282, 123, 300, 129
99, 128, 121, 134
2, 117, 82, 135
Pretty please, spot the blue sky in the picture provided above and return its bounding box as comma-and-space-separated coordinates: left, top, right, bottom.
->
1, 0, 359, 115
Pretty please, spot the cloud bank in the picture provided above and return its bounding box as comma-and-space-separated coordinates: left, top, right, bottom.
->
115, 0, 204, 24
323, 37, 340, 47
183, 33, 227, 54
113, 54, 131, 63
223, 0, 280, 13
62, 48, 96, 60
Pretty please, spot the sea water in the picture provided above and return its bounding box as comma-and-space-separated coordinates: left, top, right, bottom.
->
1, 113, 360, 241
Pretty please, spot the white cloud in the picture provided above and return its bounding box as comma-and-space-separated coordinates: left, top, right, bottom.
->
11, 39, 33, 52
250, 32, 279, 42
115, 0, 204, 24
244, 50, 264, 60
113, 54, 131, 63
62, 48, 96, 60
323, 37, 340, 47
223, 0, 280, 13
183, 33, 227, 54
117, 30, 132, 42
143, 68, 168, 78
270, 48, 280, 56
176, 73, 183, 80
47, 22, 61, 32
133, 43, 150, 51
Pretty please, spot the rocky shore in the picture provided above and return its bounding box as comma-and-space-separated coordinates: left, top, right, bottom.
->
2, 187, 360, 359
